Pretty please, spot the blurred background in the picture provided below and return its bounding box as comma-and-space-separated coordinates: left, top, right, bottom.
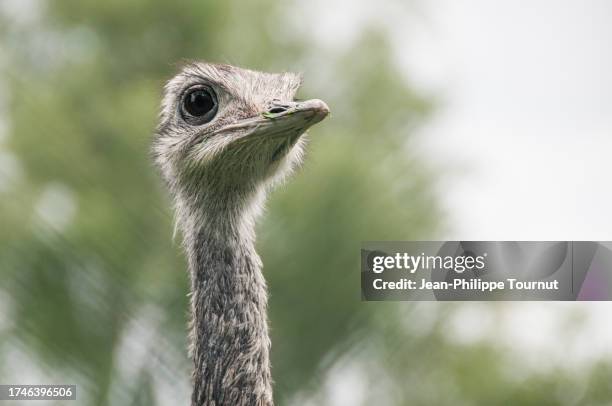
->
1, 0, 611, 405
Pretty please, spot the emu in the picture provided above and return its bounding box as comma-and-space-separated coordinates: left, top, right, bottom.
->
153, 62, 329, 406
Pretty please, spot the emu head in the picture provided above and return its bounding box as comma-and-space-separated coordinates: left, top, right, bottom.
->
153, 62, 329, 207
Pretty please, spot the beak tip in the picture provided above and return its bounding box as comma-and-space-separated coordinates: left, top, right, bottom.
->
308, 99, 330, 120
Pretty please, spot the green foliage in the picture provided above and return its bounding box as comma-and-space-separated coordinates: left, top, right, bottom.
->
0, 1, 609, 405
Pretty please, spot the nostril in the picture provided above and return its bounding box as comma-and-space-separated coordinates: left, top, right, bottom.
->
268, 106, 287, 114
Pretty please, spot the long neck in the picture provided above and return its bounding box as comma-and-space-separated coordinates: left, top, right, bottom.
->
179, 189, 273, 406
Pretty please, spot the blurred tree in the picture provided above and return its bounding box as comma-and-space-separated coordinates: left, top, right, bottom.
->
0, 1, 437, 404
1, 1, 609, 406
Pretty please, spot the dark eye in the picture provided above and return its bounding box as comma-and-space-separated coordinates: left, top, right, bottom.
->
181, 87, 218, 124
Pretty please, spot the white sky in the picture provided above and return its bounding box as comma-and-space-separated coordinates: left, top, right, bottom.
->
406, 0, 612, 240
293, 0, 612, 239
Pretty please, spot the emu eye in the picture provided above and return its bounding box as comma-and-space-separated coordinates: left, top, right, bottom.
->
181, 87, 218, 124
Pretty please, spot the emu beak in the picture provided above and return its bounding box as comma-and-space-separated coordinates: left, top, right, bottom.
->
258, 99, 330, 136
219, 99, 330, 141
271, 99, 330, 124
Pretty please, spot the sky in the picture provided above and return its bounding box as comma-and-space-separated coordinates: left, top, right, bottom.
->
292, 0, 612, 239
407, 0, 612, 240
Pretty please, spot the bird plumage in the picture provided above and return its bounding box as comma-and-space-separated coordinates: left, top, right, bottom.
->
153, 62, 329, 406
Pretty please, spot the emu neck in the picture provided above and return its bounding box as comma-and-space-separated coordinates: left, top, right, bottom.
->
181, 190, 273, 406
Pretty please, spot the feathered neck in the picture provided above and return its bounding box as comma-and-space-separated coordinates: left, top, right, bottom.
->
177, 186, 274, 406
